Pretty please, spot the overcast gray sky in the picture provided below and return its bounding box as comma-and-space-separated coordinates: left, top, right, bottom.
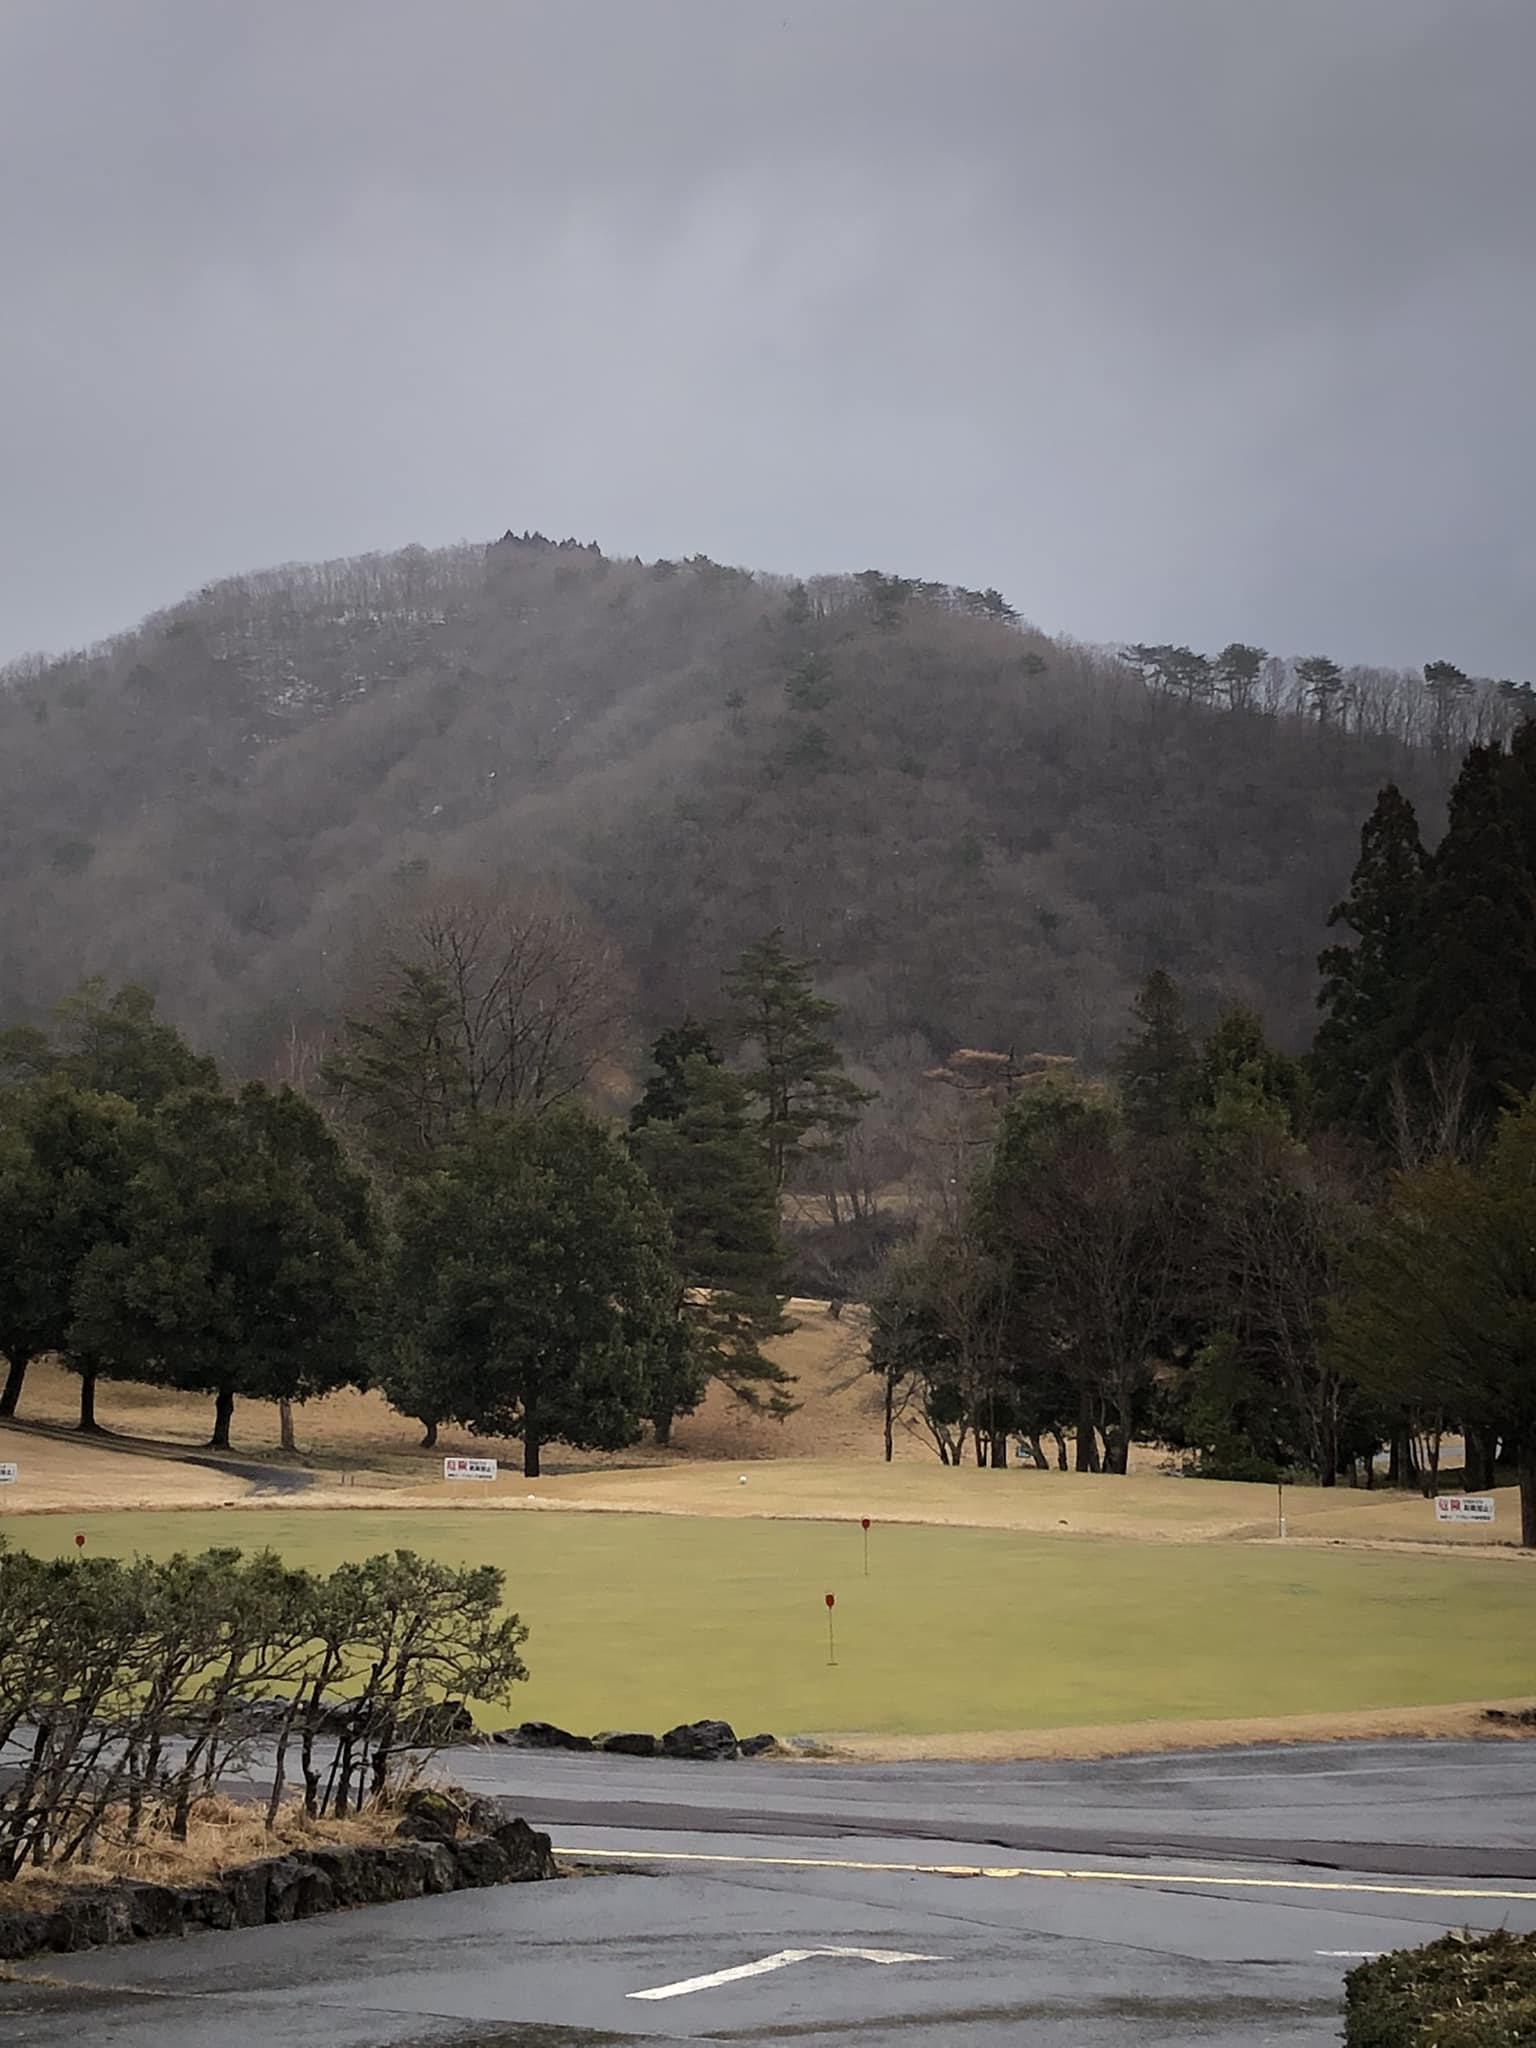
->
3, 0, 1532, 672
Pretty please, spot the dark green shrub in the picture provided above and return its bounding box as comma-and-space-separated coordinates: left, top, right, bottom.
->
1344, 1930, 1536, 2046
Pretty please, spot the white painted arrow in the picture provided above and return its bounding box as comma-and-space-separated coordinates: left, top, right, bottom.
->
628, 1945, 945, 2001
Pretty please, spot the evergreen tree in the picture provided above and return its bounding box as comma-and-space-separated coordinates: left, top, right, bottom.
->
388, 1105, 680, 1476
1411, 727, 1536, 1131
0, 1081, 141, 1423
628, 1019, 722, 1131
1296, 655, 1346, 724
72, 1085, 379, 1450
722, 929, 871, 1189
1424, 659, 1472, 755
1314, 783, 1427, 1138
0, 980, 218, 1110
1216, 642, 1267, 712
1113, 970, 1196, 1138
628, 1051, 792, 1437
1198, 1005, 1305, 1134
321, 963, 470, 1176
1329, 1090, 1536, 1545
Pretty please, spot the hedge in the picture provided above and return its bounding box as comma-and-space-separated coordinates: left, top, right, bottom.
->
1344, 1930, 1536, 2046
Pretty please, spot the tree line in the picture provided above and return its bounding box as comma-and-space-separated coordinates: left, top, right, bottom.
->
0, 924, 865, 1475
1119, 643, 1533, 754
872, 722, 1536, 1546
0, 1540, 526, 1879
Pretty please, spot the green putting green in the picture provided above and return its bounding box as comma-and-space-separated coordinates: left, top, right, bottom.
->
12, 1509, 1533, 1735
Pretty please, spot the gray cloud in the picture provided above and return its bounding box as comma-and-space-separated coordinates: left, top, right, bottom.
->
2, 0, 1532, 670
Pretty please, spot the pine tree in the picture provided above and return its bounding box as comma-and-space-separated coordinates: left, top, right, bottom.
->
1296, 655, 1346, 725
1114, 970, 1197, 1138
1216, 642, 1267, 713
322, 963, 470, 1175
388, 1106, 680, 1477
628, 1019, 722, 1130
628, 1051, 792, 1437
1314, 783, 1427, 1138
1411, 726, 1536, 1128
722, 929, 871, 1189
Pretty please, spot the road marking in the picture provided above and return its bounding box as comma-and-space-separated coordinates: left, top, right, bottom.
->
558, 1845, 1536, 1903
629, 1944, 944, 2001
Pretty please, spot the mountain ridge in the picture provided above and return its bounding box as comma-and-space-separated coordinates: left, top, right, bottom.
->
0, 534, 1470, 1080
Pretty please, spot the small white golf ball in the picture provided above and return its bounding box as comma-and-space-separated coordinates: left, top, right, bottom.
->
739, 1474, 747, 1485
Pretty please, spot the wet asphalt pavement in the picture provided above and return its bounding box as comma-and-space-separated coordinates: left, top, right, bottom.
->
5, 1738, 1534, 2047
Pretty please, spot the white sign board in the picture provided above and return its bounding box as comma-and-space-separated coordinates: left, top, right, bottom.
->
0, 1462, 16, 1485
1435, 1494, 1495, 1524
443, 1456, 498, 1483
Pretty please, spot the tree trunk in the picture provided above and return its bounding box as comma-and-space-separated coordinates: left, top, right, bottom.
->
1074, 1388, 1100, 1472
76, 1370, 100, 1433
278, 1398, 297, 1455
1520, 1438, 1536, 1551
652, 1409, 675, 1448
209, 1385, 235, 1451
523, 1434, 541, 1479
0, 1352, 29, 1419
1463, 1424, 1494, 1493
989, 1432, 1007, 1468
883, 1376, 895, 1463
420, 1417, 439, 1450
1050, 1427, 1068, 1471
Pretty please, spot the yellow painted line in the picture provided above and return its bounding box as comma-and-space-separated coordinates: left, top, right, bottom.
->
556, 1845, 1536, 1903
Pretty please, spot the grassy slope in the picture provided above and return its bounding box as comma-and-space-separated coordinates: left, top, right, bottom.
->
17, 1508, 1534, 1740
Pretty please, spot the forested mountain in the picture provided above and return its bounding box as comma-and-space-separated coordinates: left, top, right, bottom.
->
0, 535, 1498, 1082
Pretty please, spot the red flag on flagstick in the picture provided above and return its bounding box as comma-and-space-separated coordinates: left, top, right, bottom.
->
74, 1533, 85, 1551
860, 1516, 871, 1574
824, 1590, 836, 1665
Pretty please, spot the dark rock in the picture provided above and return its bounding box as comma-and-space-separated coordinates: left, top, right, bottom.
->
174, 1881, 237, 1932
0, 1908, 53, 1961
486, 1815, 557, 1882
120, 1880, 185, 1942
451, 1834, 513, 1887
418, 1841, 461, 1895
303, 1846, 369, 1909
223, 1858, 274, 1928
264, 1856, 334, 1923
738, 1733, 778, 1758
379, 1841, 433, 1899
398, 1700, 476, 1745
396, 1787, 465, 1843
513, 1719, 593, 1751
661, 1718, 739, 1762
597, 1731, 658, 1758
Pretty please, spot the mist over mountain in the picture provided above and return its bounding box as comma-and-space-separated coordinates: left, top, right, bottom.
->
0, 535, 1487, 1083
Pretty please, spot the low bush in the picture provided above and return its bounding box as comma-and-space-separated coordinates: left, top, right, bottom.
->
1344, 1930, 1536, 2046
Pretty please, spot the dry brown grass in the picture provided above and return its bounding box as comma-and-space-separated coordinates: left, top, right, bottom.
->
6, 1793, 392, 1904
0, 1421, 252, 1515
7, 1300, 887, 1473
824, 1699, 1536, 1763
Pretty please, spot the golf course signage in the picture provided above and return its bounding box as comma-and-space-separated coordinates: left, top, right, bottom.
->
0, 1462, 16, 1485
443, 1456, 498, 1482
1434, 1494, 1495, 1523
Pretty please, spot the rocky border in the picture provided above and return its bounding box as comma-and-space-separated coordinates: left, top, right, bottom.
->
487, 1716, 784, 1760
0, 1792, 554, 1965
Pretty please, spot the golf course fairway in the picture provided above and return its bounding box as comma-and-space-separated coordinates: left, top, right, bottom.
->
13, 1509, 1533, 1738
